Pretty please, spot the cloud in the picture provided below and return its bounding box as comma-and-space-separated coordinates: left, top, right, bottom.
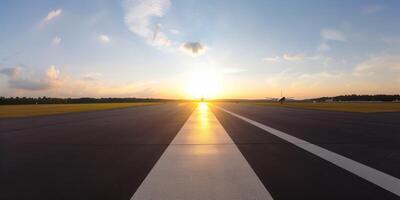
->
283, 54, 306, 61
1, 66, 60, 90
179, 42, 206, 56
42, 9, 62, 24
362, 4, 385, 14
218, 68, 246, 74
317, 42, 330, 51
284, 54, 330, 62
318, 28, 346, 51
0, 67, 21, 77
82, 73, 103, 81
46, 66, 60, 80
98, 34, 111, 43
262, 70, 346, 99
52, 36, 62, 45
354, 55, 400, 76
122, 0, 172, 47
170, 29, 180, 35
152, 23, 171, 46
321, 28, 346, 41
0, 66, 159, 97
382, 36, 400, 45
263, 54, 331, 62
57, 80, 158, 98
263, 56, 280, 62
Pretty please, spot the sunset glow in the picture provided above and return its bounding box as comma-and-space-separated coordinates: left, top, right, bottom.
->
1, 1, 399, 99
185, 70, 220, 99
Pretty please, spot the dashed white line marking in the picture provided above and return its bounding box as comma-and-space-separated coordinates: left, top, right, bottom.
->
131, 103, 273, 200
217, 106, 400, 197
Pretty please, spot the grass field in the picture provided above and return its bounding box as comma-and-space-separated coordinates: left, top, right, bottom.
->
0, 102, 162, 118
244, 102, 400, 113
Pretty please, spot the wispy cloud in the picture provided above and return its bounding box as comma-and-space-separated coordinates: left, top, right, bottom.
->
122, 0, 172, 47
263, 54, 331, 62
321, 28, 346, 41
263, 56, 280, 62
317, 42, 330, 51
82, 73, 103, 81
283, 54, 307, 61
362, 4, 385, 15
353, 55, 400, 76
52, 36, 62, 45
382, 36, 400, 45
318, 28, 346, 51
180, 42, 206, 56
263, 70, 345, 99
42, 9, 62, 25
170, 29, 180, 35
98, 34, 111, 43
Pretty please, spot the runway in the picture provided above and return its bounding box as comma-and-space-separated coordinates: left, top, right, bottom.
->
212, 103, 400, 199
1, 102, 400, 199
1, 103, 195, 200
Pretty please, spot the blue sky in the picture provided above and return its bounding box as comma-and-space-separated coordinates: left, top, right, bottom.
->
1, 0, 400, 99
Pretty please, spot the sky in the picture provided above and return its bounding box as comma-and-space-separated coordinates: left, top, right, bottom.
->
1, 0, 400, 99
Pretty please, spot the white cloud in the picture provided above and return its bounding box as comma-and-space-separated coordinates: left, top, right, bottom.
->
55, 79, 158, 98
180, 42, 206, 56
317, 42, 330, 51
46, 66, 60, 80
52, 36, 62, 45
362, 4, 385, 14
263, 54, 331, 62
263, 56, 280, 62
98, 35, 111, 43
354, 55, 400, 76
321, 28, 346, 41
122, 0, 172, 47
1, 65, 60, 90
263, 70, 344, 98
82, 73, 103, 81
283, 54, 306, 61
42, 9, 62, 24
262, 55, 400, 97
0, 66, 158, 97
170, 29, 180, 35
318, 28, 346, 51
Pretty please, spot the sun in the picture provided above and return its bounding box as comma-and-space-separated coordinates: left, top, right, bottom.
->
185, 69, 220, 99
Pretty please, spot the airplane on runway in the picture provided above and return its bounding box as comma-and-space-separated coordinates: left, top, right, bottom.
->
265, 89, 294, 104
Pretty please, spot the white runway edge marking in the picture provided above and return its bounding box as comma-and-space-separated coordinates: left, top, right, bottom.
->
131, 103, 273, 200
217, 106, 400, 197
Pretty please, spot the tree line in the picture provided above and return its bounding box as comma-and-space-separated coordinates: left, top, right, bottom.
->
0, 97, 167, 105
309, 94, 400, 102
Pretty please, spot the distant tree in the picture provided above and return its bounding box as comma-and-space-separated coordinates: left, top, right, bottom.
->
309, 94, 400, 102
0, 97, 168, 105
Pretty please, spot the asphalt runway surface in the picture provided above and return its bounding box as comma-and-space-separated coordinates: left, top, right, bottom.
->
1, 103, 196, 200
1, 102, 400, 199
213, 103, 400, 199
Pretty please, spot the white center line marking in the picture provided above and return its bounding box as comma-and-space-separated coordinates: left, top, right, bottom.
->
217, 106, 400, 197
131, 103, 273, 200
